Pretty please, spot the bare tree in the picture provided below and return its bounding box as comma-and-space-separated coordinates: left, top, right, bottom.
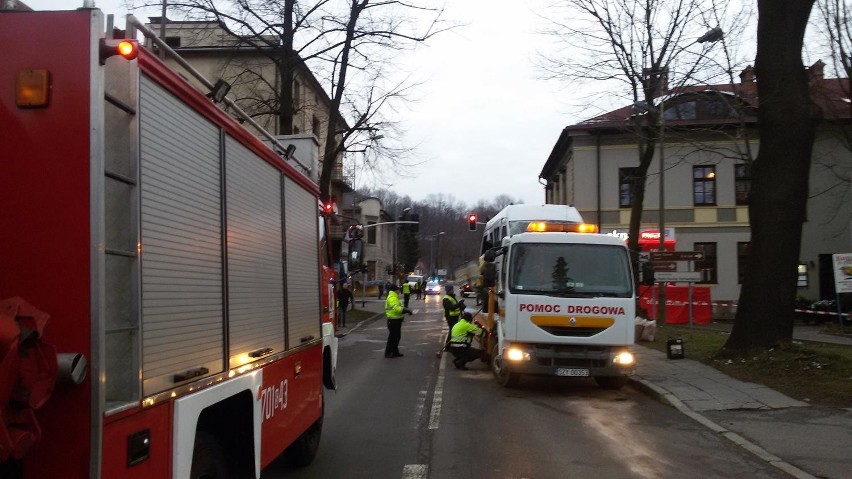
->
538, 0, 735, 286
141, 0, 450, 200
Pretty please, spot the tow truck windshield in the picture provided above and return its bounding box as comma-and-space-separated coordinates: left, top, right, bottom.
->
509, 243, 633, 297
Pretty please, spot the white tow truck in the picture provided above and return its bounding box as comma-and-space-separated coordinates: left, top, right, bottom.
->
478, 205, 636, 388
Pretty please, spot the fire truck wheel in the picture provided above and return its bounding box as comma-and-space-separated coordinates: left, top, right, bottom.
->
284, 413, 323, 467
594, 376, 627, 390
491, 344, 519, 387
190, 432, 228, 479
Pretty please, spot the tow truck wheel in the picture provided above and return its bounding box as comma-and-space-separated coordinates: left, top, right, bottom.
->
594, 376, 627, 390
491, 344, 519, 387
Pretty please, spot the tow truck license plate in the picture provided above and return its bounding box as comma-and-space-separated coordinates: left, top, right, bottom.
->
556, 368, 589, 377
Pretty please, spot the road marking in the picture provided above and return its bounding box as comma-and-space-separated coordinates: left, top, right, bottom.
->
402, 464, 428, 479
412, 389, 427, 429
428, 357, 446, 430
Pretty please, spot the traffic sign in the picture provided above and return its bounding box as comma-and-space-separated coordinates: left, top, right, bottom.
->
650, 251, 705, 262
652, 261, 677, 272
655, 271, 702, 282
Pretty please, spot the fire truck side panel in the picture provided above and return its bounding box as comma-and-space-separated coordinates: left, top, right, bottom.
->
0, 11, 98, 478
258, 346, 322, 469
283, 176, 322, 349
138, 74, 226, 396
225, 136, 286, 368
102, 402, 172, 478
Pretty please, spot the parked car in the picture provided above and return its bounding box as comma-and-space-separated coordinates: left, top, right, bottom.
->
424, 280, 442, 295
459, 281, 474, 298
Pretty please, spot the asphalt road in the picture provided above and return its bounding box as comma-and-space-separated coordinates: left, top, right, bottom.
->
262, 295, 787, 479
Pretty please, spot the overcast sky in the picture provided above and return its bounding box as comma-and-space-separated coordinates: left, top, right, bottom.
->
29, 0, 586, 207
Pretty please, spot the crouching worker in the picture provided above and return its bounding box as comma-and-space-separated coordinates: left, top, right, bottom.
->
449, 312, 483, 370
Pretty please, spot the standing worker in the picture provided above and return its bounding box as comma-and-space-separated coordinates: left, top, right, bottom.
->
337, 283, 354, 328
401, 280, 412, 308
435, 284, 464, 356
384, 284, 412, 358
414, 280, 422, 300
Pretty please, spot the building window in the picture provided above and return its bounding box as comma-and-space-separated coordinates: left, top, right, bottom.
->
664, 100, 697, 121
735, 163, 751, 205
619, 167, 638, 208
367, 221, 377, 245
737, 242, 750, 284
293, 80, 302, 106
695, 242, 717, 284
797, 263, 808, 287
693, 165, 716, 206
312, 116, 321, 137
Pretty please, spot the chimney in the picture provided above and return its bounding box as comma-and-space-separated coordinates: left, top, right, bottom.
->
739, 65, 756, 84
808, 60, 825, 82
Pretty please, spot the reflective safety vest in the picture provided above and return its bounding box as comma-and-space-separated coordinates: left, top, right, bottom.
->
402, 282, 411, 294
443, 294, 461, 317
385, 291, 404, 319
450, 319, 482, 344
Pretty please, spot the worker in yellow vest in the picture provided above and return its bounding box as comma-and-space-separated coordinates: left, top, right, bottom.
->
401, 281, 412, 308
384, 284, 412, 358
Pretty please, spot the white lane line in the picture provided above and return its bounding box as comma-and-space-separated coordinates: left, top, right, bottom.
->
402, 464, 428, 479
412, 389, 427, 429
428, 358, 446, 430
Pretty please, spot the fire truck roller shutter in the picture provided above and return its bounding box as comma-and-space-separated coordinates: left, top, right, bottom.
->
283, 177, 321, 349
225, 136, 285, 368
139, 75, 225, 396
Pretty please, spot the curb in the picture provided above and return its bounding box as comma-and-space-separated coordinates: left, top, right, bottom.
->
334, 312, 384, 338
629, 377, 816, 479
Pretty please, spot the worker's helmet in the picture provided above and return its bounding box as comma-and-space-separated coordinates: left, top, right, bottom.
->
386, 284, 398, 291
461, 311, 473, 322
445, 284, 454, 293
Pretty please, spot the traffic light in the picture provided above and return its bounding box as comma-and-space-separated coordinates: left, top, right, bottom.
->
467, 213, 477, 231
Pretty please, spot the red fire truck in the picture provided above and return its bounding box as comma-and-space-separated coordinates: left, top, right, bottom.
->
0, 6, 338, 478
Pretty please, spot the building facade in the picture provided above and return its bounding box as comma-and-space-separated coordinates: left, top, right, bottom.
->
540, 64, 852, 303
340, 194, 394, 284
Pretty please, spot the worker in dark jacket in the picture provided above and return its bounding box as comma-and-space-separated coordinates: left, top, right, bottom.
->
384, 284, 412, 358
449, 312, 483, 370
337, 283, 354, 328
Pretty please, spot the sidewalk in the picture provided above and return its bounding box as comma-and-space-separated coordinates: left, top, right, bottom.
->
339, 305, 852, 478
630, 344, 852, 479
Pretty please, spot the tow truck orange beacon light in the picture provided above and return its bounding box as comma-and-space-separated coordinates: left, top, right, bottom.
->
526, 222, 599, 234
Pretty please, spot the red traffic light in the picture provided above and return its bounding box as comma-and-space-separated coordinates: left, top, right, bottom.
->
324, 202, 334, 212
467, 213, 477, 231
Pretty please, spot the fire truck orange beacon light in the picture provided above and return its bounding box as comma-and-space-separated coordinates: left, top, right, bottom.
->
118, 41, 138, 60
16, 69, 51, 108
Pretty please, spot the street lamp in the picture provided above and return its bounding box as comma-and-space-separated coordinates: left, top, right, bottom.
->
427, 232, 445, 276
634, 27, 723, 323
392, 207, 411, 282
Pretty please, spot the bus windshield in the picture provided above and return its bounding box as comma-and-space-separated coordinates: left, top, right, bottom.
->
509, 243, 633, 297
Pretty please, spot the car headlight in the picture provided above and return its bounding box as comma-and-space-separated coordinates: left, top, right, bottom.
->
505, 347, 530, 361
612, 351, 635, 365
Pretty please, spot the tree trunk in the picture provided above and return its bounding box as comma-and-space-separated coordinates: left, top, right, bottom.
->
320, 0, 362, 201
278, 0, 295, 135
725, 0, 820, 354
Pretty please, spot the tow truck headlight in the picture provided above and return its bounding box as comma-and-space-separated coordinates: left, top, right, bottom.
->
505, 347, 530, 361
613, 351, 635, 365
